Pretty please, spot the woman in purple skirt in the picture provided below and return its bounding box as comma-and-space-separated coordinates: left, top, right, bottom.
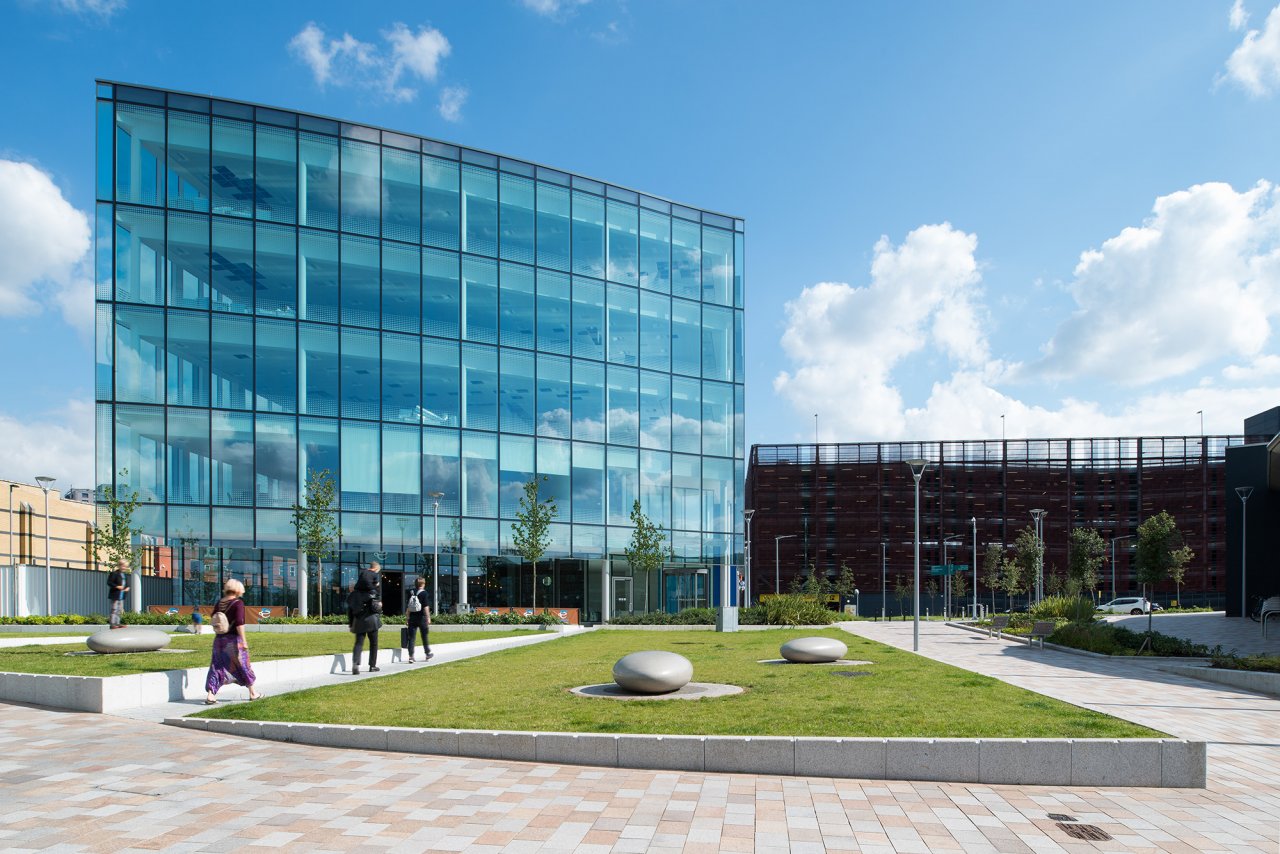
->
204, 579, 263, 704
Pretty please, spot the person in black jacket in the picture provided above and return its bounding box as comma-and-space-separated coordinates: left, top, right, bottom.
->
405, 577, 433, 663
348, 560, 382, 675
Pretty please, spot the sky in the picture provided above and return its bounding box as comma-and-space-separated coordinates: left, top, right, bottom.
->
2, 0, 1280, 492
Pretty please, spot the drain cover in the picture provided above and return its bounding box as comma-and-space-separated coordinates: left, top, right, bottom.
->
1047, 813, 1077, 822
832, 671, 871, 678
1057, 823, 1112, 841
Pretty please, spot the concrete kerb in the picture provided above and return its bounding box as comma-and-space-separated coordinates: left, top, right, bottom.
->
163, 717, 1206, 787
1158, 663, 1280, 698
945, 620, 1211, 665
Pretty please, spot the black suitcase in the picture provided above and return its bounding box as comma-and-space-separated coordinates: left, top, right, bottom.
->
400, 626, 412, 650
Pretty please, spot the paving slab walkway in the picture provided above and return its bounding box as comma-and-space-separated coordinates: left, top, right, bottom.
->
1, 620, 1278, 852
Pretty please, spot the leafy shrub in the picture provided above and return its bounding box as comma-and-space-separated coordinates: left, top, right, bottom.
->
1029, 595, 1097, 623
607, 608, 715, 625
1047, 621, 1213, 657
0, 613, 187, 625
1210, 652, 1280, 674
755, 594, 838, 626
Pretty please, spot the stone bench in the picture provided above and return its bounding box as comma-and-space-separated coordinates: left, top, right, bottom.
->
987, 615, 1010, 638
1029, 621, 1055, 650
1261, 596, 1280, 639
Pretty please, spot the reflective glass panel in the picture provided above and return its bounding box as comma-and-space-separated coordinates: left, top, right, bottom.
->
255, 413, 297, 508
423, 427, 460, 516
115, 205, 164, 305
639, 370, 670, 451
606, 446, 638, 525
499, 173, 535, 265
116, 104, 164, 207
461, 164, 498, 256
536, 270, 571, 355
115, 306, 164, 403
382, 242, 420, 334
606, 200, 638, 286
639, 210, 671, 294
298, 323, 338, 416
382, 332, 420, 423
536, 182, 570, 271
461, 343, 498, 431
734, 232, 744, 308
536, 354, 571, 439
639, 291, 670, 373
671, 298, 700, 377
423, 156, 460, 250
299, 132, 340, 231
340, 235, 379, 328
211, 117, 253, 218
537, 438, 571, 519
572, 278, 604, 360
701, 226, 733, 305
499, 434, 535, 518
607, 283, 638, 366
166, 310, 209, 407
167, 211, 210, 309
167, 111, 210, 212
640, 449, 671, 529
571, 191, 604, 278
571, 442, 604, 525
256, 124, 297, 224
382, 424, 421, 514
702, 381, 733, 457
211, 216, 253, 313
606, 365, 638, 446
115, 404, 165, 502
382, 147, 420, 243
424, 248, 460, 338
255, 222, 296, 317
96, 203, 112, 300
500, 349, 535, 435
462, 256, 498, 344
702, 456, 733, 533
340, 139, 380, 236
96, 304, 113, 400
671, 376, 701, 454
671, 453, 700, 531
299, 417, 339, 488
499, 263, 535, 350
572, 360, 604, 442
422, 337, 460, 427
254, 318, 296, 412
340, 420, 380, 511
671, 218, 701, 300
701, 304, 733, 381
96, 100, 113, 202
211, 410, 254, 506
299, 229, 339, 323
340, 328, 380, 420
462, 432, 498, 517
211, 315, 253, 409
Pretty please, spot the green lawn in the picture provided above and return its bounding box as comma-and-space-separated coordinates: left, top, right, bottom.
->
198, 629, 1162, 738
0, 631, 96, 639
0, 630, 497, 677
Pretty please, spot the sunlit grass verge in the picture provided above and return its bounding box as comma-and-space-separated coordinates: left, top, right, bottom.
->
197, 629, 1162, 739
0, 630, 496, 677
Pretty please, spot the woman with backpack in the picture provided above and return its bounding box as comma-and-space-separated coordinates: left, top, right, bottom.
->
404, 576, 433, 663
203, 578, 263, 704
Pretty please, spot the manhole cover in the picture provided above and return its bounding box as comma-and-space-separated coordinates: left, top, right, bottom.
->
1047, 813, 1077, 822
832, 671, 872, 678
1057, 823, 1112, 841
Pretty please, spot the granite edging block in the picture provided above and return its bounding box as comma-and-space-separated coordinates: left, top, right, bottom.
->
885, 739, 981, 783
978, 739, 1072, 786
535, 733, 620, 767
616, 734, 705, 771
456, 730, 538, 762
703, 736, 795, 776
794, 738, 886, 779
1160, 739, 1207, 788
1070, 739, 1161, 787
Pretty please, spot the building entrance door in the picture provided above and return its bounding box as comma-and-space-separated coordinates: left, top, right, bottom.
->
612, 576, 633, 616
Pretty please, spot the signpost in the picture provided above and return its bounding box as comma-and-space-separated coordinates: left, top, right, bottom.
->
929, 564, 968, 576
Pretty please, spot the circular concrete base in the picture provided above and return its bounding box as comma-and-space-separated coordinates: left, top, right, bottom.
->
570, 681, 743, 701
757, 659, 873, 666
64, 648, 196, 657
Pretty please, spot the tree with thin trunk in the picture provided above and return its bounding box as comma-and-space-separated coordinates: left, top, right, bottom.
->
624, 500, 668, 608
981, 546, 1004, 614
512, 477, 557, 610
1011, 526, 1042, 609
893, 573, 910, 619
1000, 552, 1025, 614
1135, 511, 1193, 632
291, 468, 341, 619
1067, 527, 1106, 597
92, 469, 140, 579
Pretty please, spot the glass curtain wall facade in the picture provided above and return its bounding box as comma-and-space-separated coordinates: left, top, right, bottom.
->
95, 82, 746, 619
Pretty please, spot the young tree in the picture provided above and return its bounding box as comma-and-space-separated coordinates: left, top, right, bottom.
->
833, 562, 858, 602
981, 546, 1005, 614
1046, 564, 1064, 596
291, 468, 341, 618
1135, 510, 1194, 633
924, 576, 939, 614
951, 569, 969, 612
1066, 527, 1106, 597
893, 573, 911, 619
624, 500, 669, 595
511, 477, 557, 610
92, 472, 142, 611
1000, 553, 1025, 613
1169, 546, 1192, 607
1011, 526, 1042, 608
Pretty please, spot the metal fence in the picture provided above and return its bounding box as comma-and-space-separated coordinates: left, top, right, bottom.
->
1, 564, 172, 618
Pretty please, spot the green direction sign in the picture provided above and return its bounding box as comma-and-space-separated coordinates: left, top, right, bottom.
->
929, 564, 970, 576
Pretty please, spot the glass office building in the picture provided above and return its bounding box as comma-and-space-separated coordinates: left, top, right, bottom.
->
94, 81, 745, 620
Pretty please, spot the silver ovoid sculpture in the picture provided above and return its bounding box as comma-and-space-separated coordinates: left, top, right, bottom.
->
612, 650, 694, 694
85, 627, 172, 654
780, 637, 847, 663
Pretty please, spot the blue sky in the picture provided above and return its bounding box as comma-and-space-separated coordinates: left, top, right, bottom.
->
2, 0, 1280, 490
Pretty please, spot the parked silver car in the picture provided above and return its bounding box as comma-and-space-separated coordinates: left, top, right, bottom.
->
1096, 597, 1153, 615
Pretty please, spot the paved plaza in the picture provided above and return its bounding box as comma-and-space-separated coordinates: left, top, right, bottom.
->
1, 618, 1278, 852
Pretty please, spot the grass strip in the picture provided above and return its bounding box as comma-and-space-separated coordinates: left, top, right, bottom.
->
199, 628, 1161, 739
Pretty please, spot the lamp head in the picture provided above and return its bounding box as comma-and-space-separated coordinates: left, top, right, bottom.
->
904, 458, 929, 479
1235, 486, 1254, 501
35, 476, 55, 488
744, 509, 755, 521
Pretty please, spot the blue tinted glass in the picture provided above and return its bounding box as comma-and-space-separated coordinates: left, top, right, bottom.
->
255, 223, 296, 317
340, 328, 380, 419
211, 216, 253, 313
299, 132, 340, 230
424, 248, 460, 338
733, 232, 744, 308
340, 420, 380, 510
115, 205, 164, 304
256, 124, 297, 224
211, 117, 253, 218
299, 323, 338, 416
423, 156, 459, 249
571, 442, 604, 525
500, 349, 535, 435
462, 256, 498, 344
639, 291, 670, 373
115, 104, 165, 207
573, 524, 604, 556
670, 298, 700, 377
639, 210, 670, 294
702, 226, 732, 305
499, 263, 535, 350
299, 230, 339, 323
537, 438, 572, 518
461, 343, 498, 431
382, 332, 420, 423
340, 139, 380, 236
167, 112, 210, 212
167, 505, 210, 546
536, 354, 571, 439
255, 318, 296, 412
115, 404, 165, 502
255, 414, 297, 507
166, 211, 210, 309
607, 284, 638, 366
299, 417, 340, 486
734, 383, 745, 459
96, 101, 113, 201
702, 456, 733, 532
536, 182, 570, 271
499, 435, 535, 518
461, 164, 498, 256
423, 427, 460, 515
571, 192, 604, 278
462, 432, 498, 517
606, 201, 638, 286
96, 203, 113, 300
702, 381, 733, 457
382, 242, 420, 334
640, 449, 671, 528
571, 278, 604, 360
96, 304, 113, 400
382, 147, 420, 243
422, 338, 459, 427
340, 235, 379, 328
211, 315, 253, 409
499, 173, 535, 265
383, 424, 421, 513
701, 304, 733, 381
734, 310, 744, 382
166, 310, 209, 406
536, 270, 570, 355
211, 507, 253, 546
671, 218, 701, 300
341, 511, 380, 548
639, 370, 670, 451
606, 446, 638, 525
115, 306, 164, 403
572, 360, 604, 442
671, 376, 701, 454
671, 453, 700, 531
97, 404, 113, 497
606, 365, 638, 446
211, 410, 254, 505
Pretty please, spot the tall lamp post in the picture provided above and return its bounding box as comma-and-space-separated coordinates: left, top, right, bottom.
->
1030, 508, 1047, 603
428, 491, 444, 615
1110, 533, 1134, 601
743, 509, 755, 607
880, 541, 887, 620
905, 459, 929, 652
1236, 486, 1253, 618
970, 516, 978, 620
35, 476, 55, 617
774, 534, 795, 596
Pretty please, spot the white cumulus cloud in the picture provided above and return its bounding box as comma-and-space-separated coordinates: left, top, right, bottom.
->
1224, 3, 1280, 95
1231, 0, 1251, 30
0, 398, 95, 490
438, 86, 468, 122
288, 21, 453, 103
1027, 181, 1280, 385
45, 0, 125, 17
0, 159, 93, 335
521, 0, 591, 18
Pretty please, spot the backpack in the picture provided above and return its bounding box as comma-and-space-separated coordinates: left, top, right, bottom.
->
210, 605, 230, 635
406, 591, 423, 613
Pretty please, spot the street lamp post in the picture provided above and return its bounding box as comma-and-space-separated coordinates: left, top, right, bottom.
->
429, 491, 444, 616
1236, 486, 1253, 618
880, 541, 887, 620
905, 459, 930, 652
35, 477, 55, 617
743, 510, 755, 607
970, 516, 978, 620
1110, 534, 1135, 601
1030, 508, 1047, 603
774, 534, 795, 595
